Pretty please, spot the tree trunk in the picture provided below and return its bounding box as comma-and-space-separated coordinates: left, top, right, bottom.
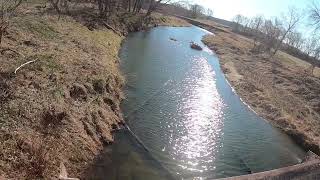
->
136, 0, 143, 13
97, 0, 104, 16
133, 0, 138, 13
272, 30, 290, 56
0, 29, 3, 46
62, 0, 70, 15
146, 0, 161, 16
128, 0, 131, 12
146, 1, 154, 16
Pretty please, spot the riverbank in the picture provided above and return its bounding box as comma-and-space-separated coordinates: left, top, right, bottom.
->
0, 2, 189, 179
202, 29, 320, 154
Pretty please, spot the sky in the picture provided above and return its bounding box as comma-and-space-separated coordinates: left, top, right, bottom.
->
196, 0, 312, 20
194, 0, 316, 35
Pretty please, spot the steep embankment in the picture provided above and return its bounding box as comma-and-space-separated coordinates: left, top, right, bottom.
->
0, 4, 189, 180
202, 31, 320, 155
0, 13, 125, 179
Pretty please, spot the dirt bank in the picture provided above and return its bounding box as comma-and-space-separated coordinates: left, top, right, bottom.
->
202, 30, 320, 155
0, 3, 189, 179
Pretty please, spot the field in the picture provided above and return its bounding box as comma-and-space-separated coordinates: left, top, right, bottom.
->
203, 30, 320, 154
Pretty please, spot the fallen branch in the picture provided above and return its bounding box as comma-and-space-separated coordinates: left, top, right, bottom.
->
14, 59, 38, 74
101, 21, 122, 36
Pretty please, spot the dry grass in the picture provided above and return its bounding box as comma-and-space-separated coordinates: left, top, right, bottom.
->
151, 13, 191, 27
276, 52, 320, 78
203, 30, 320, 154
194, 18, 231, 32
0, 6, 125, 179
0, 2, 191, 179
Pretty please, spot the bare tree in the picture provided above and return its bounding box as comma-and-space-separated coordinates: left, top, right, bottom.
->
250, 15, 264, 51
96, 0, 111, 17
271, 7, 302, 56
0, 0, 23, 46
146, 0, 172, 16
286, 30, 303, 49
241, 16, 251, 34
170, 0, 190, 10
232, 14, 245, 32
189, 4, 204, 18
48, 0, 73, 18
303, 36, 318, 56
308, 0, 320, 31
205, 8, 213, 18
132, 0, 144, 13
48, 0, 61, 17
306, 35, 320, 74
260, 18, 282, 52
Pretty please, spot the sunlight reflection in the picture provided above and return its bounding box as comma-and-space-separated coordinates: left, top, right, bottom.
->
171, 56, 225, 173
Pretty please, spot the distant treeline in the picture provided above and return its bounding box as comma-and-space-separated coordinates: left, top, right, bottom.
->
231, 10, 320, 70
157, 1, 213, 19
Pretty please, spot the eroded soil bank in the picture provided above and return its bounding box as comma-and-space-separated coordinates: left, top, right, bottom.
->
0, 3, 189, 179
202, 30, 320, 155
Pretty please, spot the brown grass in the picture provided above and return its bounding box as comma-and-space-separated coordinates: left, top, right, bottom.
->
0, 5, 125, 180
151, 13, 191, 27
203, 30, 320, 154
0, 2, 191, 179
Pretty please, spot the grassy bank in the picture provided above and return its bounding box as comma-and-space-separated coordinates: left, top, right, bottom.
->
202, 30, 320, 154
0, 2, 189, 179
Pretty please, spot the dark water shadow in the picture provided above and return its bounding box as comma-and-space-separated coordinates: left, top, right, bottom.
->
82, 129, 176, 180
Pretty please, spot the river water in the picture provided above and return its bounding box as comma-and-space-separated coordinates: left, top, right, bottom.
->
115, 26, 305, 180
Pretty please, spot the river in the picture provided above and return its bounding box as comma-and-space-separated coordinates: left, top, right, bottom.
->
106, 26, 306, 180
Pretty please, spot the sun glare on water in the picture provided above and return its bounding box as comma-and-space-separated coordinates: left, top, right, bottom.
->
170, 56, 225, 174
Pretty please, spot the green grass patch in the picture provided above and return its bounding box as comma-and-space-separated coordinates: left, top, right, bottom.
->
26, 21, 57, 39
15, 17, 58, 39
40, 55, 60, 71
27, 54, 61, 72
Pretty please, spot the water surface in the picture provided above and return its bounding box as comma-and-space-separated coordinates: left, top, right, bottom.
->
119, 26, 305, 179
